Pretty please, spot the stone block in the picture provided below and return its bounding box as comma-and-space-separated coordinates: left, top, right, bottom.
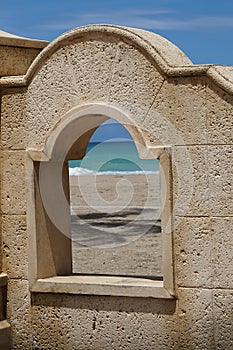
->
0, 29, 47, 76
143, 77, 207, 146
177, 288, 214, 349
211, 218, 233, 288
213, 290, 233, 350
174, 217, 213, 288
26, 91, 54, 149
109, 40, 164, 126
1, 151, 26, 215
31, 293, 177, 349
174, 217, 233, 290
1, 92, 27, 150
2, 215, 28, 279
1, 90, 52, 151
206, 83, 233, 145
7, 279, 31, 350
208, 145, 233, 216
0, 45, 41, 76
172, 146, 209, 217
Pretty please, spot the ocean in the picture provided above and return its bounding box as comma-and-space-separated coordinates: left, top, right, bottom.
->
69, 141, 159, 176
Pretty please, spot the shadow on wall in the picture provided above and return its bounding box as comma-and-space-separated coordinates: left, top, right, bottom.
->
31, 293, 176, 315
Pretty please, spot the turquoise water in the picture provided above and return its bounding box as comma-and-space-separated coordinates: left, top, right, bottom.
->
69, 141, 159, 175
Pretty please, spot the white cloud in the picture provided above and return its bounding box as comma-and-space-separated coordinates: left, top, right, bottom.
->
39, 8, 233, 32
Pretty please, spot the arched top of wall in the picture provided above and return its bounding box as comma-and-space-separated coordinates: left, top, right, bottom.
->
1, 24, 233, 94
25, 24, 192, 80
2, 24, 233, 154
17, 23, 196, 151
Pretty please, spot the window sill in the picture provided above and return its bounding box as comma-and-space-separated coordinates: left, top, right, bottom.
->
31, 275, 175, 299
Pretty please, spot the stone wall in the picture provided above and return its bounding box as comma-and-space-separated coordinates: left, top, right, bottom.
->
0, 25, 232, 349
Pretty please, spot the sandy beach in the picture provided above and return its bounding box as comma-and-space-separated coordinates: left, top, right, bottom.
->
70, 173, 163, 277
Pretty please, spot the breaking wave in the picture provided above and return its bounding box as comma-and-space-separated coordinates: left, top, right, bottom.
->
69, 167, 159, 176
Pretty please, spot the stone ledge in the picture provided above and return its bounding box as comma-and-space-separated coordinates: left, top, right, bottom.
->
31, 275, 175, 299
0, 29, 48, 49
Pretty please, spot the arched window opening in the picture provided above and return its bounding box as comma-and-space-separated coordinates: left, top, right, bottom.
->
68, 118, 163, 279
30, 105, 174, 299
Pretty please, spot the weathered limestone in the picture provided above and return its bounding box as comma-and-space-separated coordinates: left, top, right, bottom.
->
177, 288, 215, 349
1, 215, 28, 279
174, 217, 213, 288
143, 77, 207, 146
0, 30, 48, 76
108, 40, 165, 124
31, 294, 177, 350
1, 92, 27, 150
208, 145, 233, 216
172, 146, 209, 217
1, 151, 26, 215
213, 290, 233, 349
174, 216, 233, 290
211, 217, 233, 288
206, 83, 233, 144
0, 24, 232, 349
7, 279, 31, 349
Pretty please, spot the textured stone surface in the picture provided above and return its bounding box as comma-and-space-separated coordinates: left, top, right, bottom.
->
26, 36, 165, 149
174, 217, 213, 288
213, 290, 233, 350
175, 217, 233, 290
7, 279, 31, 349
0, 29, 47, 76
0, 46, 42, 76
172, 146, 209, 217
109, 40, 164, 126
177, 288, 214, 350
1, 92, 27, 150
208, 145, 233, 216
143, 77, 207, 146
27, 37, 119, 148
1, 151, 26, 215
172, 145, 233, 217
31, 293, 177, 350
67, 37, 118, 103
206, 83, 233, 144
27, 47, 76, 147
212, 218, 233, 288
2, 215, 28, 279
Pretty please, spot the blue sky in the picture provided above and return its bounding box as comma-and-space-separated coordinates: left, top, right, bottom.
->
1, 0, 233, 141
1, 0, 233, 65
90, 120, 132, 142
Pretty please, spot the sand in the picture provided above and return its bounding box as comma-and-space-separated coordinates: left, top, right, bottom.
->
69, 173, 162, 277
